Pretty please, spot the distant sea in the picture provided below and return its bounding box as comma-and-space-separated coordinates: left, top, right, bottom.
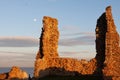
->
0, 67, 34, 77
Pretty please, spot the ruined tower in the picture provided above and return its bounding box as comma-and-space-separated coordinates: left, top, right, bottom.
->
34, 6, 120, 80
95, 9, 107, 76
103, 6, 120, 80
96, 6, 120, 80
37, 16, 59, 59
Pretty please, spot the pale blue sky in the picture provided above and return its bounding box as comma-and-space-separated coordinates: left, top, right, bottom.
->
0, 0, 120, 67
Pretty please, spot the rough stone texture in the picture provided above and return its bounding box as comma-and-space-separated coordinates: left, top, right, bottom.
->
95, 13, 107, 75
0, 66, 28, 80
95, 6, 120, 80
34, 16, 97, 79
103, 6, 120, 80
95, 10, 107, 76
34, 6, 120, 80
8, 66, 28, 80
38, 16, 59, 59
0, 73, 8, 80
34, 58, 96, 78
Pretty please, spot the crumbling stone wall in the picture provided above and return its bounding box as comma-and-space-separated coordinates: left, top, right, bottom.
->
95, 11, 107, 76
34, 6, 120, 80
103, 6, 120, 80
34, 58, 96, 78
38, 16, 59, 59
0, 66, 28, 80
34, 16, 97, 78
95, 6, 120, 80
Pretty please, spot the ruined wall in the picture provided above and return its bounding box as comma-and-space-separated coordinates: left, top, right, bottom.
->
103, 6, 120, 80
38, 16, 59, 58
95, 6, 120, 80
95, 11, 107, 75
0, 66, 28, 80
34, 6, 120, 80
34, 16, 97, 78
34, 58, 96, 78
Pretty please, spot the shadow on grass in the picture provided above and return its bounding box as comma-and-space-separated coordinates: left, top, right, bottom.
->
38, 75, 105, 80
33, 67, 106, 80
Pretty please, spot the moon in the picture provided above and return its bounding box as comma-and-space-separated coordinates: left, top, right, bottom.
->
33, 18, 37, 22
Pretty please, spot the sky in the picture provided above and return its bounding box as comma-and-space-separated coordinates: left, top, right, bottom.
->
0, 0, 120, 67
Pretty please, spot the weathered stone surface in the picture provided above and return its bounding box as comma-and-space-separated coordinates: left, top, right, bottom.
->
34, 6, 120, 80
0, 72, 8, 80
0, 66, 28, 80
8, 66, 28, 79
95, 10, 107, 76
34, 58, 96, 78
36, 50, 41, 59
95, 6, 120, 80
38, 16, 59, 59
102, 6, 120, 80
34, 16, 97, 78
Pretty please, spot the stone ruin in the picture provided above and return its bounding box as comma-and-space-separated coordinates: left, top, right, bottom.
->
34, 6, 120, 80
36, 16, 59, 59
0, 66, 28, 80
103, 6, 120, 80
34, 16, 97, 78
96, 6, 120, 80
0, 6, 119, 80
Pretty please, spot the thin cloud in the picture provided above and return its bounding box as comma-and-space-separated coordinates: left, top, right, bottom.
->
0, 49, 36, 67
0, 51, 35, 59
59, 51, 95, 60
60, 26, 81, 32
0, 47, 37, 67
61, 32, 95, 36
0, 36, 39, 47
0, 51, 32, 55
59, 35, 95, 46
60, 51, 90, 54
